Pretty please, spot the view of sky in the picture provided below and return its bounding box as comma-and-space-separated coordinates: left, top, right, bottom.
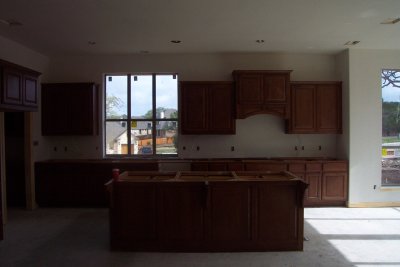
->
106, 74, 177, 118
382, 83, 400, 102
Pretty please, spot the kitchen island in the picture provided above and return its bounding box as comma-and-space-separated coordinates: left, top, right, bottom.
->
106, 171, 308, 252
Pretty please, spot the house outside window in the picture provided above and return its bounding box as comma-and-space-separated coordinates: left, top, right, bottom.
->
105, 74, 178, 156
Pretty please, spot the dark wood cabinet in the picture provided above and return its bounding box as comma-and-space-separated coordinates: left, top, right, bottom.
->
245, 161, 288, 172
158, 183, 206, 250
287, 81, 342, 134
233, 70, 292, 119
41, 83, 99, 135
35, 160, 158, 207
0, 60, 40, 111
180, 81, 235, 134
207, 182, 252, 249
108, 173, 307, 252
255, 182, 303, 250
321, 162, 348, 202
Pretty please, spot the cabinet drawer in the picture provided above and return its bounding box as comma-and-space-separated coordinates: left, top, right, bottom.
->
245, 162, 287, 172
306, 163, 322, 172
323, 162, 347, 172
288, 163, 305, 173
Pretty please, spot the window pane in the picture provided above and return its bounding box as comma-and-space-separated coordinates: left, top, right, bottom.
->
382, 69, 400, 186
131, 120, 153, 155
156, 75, 178, 119
131, 75, 152, 119
105, 121, 128, 155
156, 120, 178, 155
105, 75, 127, 119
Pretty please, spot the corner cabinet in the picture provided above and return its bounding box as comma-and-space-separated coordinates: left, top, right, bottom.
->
41, 83, 99, 135
0, 59, 40, 111
287, 81, 342, 134
180, 81, 235, 134
233, 70, 292, 119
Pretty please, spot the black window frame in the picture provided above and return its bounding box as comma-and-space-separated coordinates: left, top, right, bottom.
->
104, 72, 179, 157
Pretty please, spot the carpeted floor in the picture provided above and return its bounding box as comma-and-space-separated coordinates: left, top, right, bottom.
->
0, 207, 399, 267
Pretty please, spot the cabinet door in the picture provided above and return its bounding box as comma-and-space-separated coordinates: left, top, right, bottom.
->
158, 183, 206, 249
264, 74, 288, 102
255, 182, 301, 249
2, 68, 22, 105
305, 172, 321, 202
236, 74, 264, 105
316, 83, 341, 133
41, 83, 98, 135
207, 183, 252, 249
111, 183, 158, 249
69, 84, 97, 135
290, 84, 316, 132
41, 84, 69, 135
208, 83, 235, 134
180, 83, 208, 134
322, 172, 347, 201
23, 74, 38, 107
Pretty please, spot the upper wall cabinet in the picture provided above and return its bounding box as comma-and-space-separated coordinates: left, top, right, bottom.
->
180, 81, 235, 134
232, 70, 292, 119
41, 83, 99, 136
0, 59, 41, 111
286, 81, 342, 134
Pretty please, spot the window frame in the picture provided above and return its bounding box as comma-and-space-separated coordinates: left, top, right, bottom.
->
103, 72, 179, 158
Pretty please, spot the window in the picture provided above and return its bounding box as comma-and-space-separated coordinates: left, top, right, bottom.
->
105, 73, 178, 156
381, 69, 400, 186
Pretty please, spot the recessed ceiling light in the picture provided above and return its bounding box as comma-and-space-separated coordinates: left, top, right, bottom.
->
88, 41, 96, 45
344, 40, 360, 46
0, 19, 23, 26
380, 18, 400, 24
171, 40, 182, 44
256, 40, 265, 43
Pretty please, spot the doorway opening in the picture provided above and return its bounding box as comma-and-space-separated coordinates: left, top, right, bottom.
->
4, 112, 26, 207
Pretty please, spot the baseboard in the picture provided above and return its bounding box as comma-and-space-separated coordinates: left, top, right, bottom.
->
348, 202, 400, 208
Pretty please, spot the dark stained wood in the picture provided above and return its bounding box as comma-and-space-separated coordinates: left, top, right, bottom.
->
180, 81, 235, 134
317, 83, 342, 133
158, 183, 205, 250
0, 59, 40, 111
287, 81, 342, 134
233, 70, 292, 119
2, 68, 22, 105
107, 171, 308, 251
255, 182, 304, 250
305, 173, 322, 202
207, 182, 252, 250
111, 182, 158, 250
245, 161, 287, 172
41, 83, 99, 135
289, 84, 315, 132
35, 160, 158, 207
322, 172, 347, 201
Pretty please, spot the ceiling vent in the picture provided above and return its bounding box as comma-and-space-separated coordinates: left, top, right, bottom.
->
344, 41, 360, 46
380, 18, 400, 24
0, 19, 23, 26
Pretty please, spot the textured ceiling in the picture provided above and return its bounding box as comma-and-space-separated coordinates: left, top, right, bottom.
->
0, 0, 399, 56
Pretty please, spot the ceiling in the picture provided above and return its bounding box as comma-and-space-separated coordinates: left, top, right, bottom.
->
0, 0, 399, 56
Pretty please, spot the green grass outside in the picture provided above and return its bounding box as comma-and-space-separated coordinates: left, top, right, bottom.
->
383, 136, 400, 143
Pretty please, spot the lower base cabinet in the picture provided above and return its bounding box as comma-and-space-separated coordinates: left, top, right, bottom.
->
108, 179, 307, 252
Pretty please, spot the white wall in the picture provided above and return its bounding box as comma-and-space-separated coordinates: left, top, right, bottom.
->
347, 49, 400, 204
39, 53, 341, 159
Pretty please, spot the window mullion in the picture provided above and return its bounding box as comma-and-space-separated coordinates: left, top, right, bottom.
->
127, 74, 132, 155
152, 74, 156, 155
